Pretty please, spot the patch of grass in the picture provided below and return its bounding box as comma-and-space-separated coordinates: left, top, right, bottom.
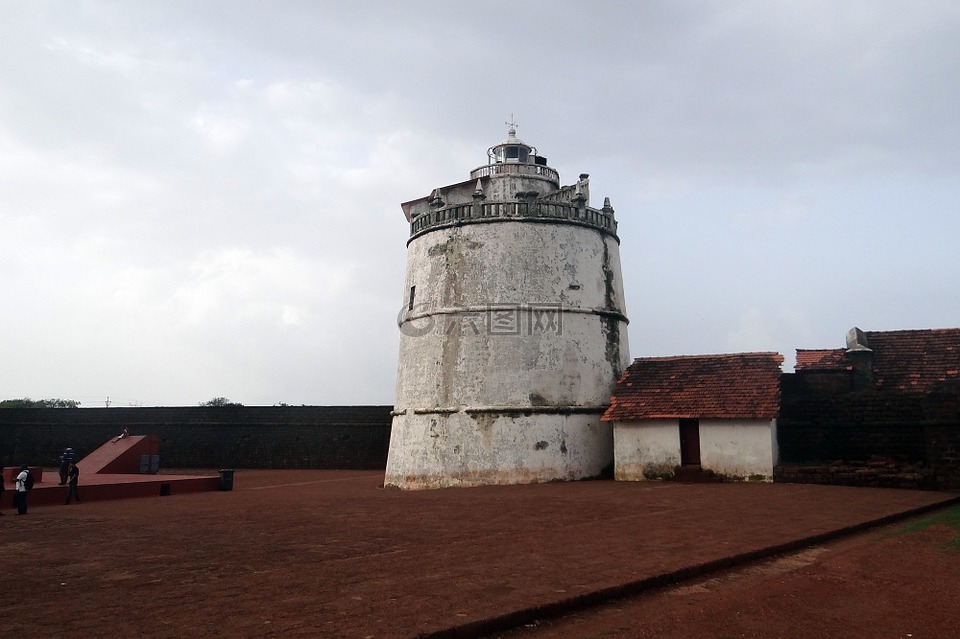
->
885, 502, 960, 552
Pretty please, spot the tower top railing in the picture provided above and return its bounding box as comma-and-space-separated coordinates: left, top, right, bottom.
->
469, 163, 560, 183
409, 200, 618, 244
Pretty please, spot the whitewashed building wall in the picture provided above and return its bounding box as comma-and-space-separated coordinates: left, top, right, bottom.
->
613, 419, 681, 480
698, 419, 778, 479
613, 418, 778, 481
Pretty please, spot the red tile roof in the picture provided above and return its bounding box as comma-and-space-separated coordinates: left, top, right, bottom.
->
867, 328, 960, 391
794, 328, 960, 392
602, 352, 783, 422
795, 349, 850, 371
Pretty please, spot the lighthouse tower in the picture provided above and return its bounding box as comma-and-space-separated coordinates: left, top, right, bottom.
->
385, 124, 630, 489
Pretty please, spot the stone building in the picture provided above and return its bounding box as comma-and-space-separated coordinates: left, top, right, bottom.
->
777, 327, 960, 489
604, 353, 783, 482
384, 125, 630, 489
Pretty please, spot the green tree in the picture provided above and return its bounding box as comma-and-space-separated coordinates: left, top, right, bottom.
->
199, 397, 243, 407
0, 397, 81, 408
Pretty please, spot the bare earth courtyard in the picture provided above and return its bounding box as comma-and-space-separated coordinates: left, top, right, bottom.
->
2, 470, 959, 638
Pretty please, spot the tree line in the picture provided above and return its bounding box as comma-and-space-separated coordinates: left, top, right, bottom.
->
1, 397, 244, 408
0, 398, 81, 408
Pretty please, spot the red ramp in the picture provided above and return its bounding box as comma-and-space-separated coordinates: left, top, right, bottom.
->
2, 435, 220, 509
76, 435, 161, 475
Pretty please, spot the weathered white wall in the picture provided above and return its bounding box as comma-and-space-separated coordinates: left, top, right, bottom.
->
386, 209, 629, 489
771, 418, 779, 467
474, 171, 559, 202
386, 411, 612, 489
699, 419, 776, 479
612, 418, 777, 481
395, 222, 627, 406
613, 419, 681, 480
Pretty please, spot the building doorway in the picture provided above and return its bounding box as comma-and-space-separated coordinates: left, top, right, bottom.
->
679, 418, 701, 466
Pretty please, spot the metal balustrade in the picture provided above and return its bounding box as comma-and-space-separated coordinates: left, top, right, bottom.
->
469, 162, 560, 182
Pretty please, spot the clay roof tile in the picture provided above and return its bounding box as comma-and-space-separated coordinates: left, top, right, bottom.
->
602, 352, 783, 422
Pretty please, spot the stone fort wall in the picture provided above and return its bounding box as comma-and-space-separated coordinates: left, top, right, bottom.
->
4, 392, 957, 489
776, 374, 960, 489
0, 406, 392, 471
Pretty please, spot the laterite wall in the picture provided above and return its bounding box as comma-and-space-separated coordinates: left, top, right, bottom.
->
0, 406, 392, 471
777, 373, 960, 489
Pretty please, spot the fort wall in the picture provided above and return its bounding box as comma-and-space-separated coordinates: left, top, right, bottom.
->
0, 406, 391, 471
776, 374, 960, 489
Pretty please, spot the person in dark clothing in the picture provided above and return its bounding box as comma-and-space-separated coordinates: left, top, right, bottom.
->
58, 447, 75, 485
65, 463, 81, 505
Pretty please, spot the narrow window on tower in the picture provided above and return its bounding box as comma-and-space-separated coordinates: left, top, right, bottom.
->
408, 285, 416, 311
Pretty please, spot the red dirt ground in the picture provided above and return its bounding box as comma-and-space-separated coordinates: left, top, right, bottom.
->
497, 512, 960, 639
1, 470, 958, 638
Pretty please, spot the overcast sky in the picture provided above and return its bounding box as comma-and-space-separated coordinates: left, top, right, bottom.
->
2, 2, 958, 407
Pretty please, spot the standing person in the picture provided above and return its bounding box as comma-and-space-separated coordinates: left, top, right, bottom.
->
58, 447, 75, 485
64, 462, 81, 505
14, 465, 30, 515
0, 465, 5, 515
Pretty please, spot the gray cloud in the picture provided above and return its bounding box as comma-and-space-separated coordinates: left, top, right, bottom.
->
1, 2, 958, 405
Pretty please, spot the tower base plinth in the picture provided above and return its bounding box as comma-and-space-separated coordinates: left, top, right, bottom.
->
384, 410, 613, 490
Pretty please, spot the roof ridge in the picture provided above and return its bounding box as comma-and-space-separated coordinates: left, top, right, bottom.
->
632, 352, 782, 362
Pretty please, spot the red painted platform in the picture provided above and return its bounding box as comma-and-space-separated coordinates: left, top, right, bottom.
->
1, 436, 221, 510
1, 471, 221, 508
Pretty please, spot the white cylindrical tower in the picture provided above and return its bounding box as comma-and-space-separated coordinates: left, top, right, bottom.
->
385, 125, 630, 489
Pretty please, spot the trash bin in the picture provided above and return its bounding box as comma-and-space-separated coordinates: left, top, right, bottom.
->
218, 468, 235, 491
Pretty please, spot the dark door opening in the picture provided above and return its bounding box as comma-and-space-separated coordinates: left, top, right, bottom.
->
679, 418, 701, 466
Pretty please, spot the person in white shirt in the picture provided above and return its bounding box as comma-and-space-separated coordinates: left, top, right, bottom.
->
14, 465, 29, 515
